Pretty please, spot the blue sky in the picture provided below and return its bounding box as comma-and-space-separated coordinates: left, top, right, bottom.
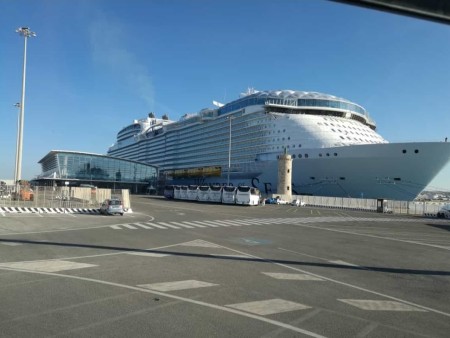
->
1, 0, 450, 190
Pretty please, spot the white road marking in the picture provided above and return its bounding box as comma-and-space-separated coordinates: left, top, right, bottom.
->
144, 222, 168, 229
226, 299, 310, 315
180, 239, 221, 248
123, 224, 137, 230
236, 219, 266, 225
0, 260, 97, 272
215, 243, 450, 318
196, 221, 220, 227
328, 260, 359, 267
138, 279, 218, 292
339, 299, 427, 312
262, 272, 324, 281
157, 222, 181, 229
133, 223, 152, 229
126, 252, 170, 257
170, 222, 194, 229
110, 225, 122, 230
292, 222, 450, 251
209, 254, 251, 259
182, 221, 207, 228
1, 242, 23, 246
0, 267, 326, 337
214, 220, 243, 226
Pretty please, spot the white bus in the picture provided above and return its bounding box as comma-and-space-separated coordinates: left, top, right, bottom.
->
187, 185, 199, 201
179, 185, 188, 200
169, 185, 260, 206
197, 186, 210, 202
221, 186, 237, 204
173, 185, 181, 199
164, 185, 175, 199
209, 186, 223, 203
235, 186, 261, 206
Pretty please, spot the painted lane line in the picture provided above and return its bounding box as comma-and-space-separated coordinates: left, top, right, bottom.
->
180, 240, 221, 248
110, 225, 122, 230
328, 260, 359, 267
209, 254, 251, 259
126, 252, 170, 257
0, 241, 193, 265
209, 242, 450, 318
262, 272, 325, 281
0, 267, 326, 338
291, 222, 450, 251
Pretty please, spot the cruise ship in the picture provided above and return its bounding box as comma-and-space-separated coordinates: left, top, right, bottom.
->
107, 89, 450, 200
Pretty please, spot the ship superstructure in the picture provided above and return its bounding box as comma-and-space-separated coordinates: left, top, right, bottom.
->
107, 90, 450, 200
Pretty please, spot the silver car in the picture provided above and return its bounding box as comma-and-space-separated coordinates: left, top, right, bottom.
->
100, 199, 124, 216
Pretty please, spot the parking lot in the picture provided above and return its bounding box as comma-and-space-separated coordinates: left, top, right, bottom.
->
1, 195, 449, 337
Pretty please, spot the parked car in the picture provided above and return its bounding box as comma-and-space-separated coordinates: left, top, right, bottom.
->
100, 199, 124, 216
291, 199, 306, 207
265, 197, 278, 204
276, 197, 288, 205
437, 204, 450, 219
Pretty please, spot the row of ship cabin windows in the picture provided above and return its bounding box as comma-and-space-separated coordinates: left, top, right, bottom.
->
266, 127, 381, 142
277, 152, 339, 159
273, 147, 420, 160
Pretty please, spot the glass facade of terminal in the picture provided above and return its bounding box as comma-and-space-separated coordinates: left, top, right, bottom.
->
37, 151, 157, 191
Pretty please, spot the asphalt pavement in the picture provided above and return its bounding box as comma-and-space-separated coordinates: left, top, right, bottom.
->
0, 195, 449, 337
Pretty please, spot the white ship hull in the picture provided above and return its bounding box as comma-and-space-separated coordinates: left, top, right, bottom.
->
172, 142, 450, 200
108, 90, 450, 201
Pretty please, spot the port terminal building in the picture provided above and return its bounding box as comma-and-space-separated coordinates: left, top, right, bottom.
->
35, 150, 158, 193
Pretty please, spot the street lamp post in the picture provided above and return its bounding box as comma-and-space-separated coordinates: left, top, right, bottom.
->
15, 27, 36, 190
13, 103, 21, 185
227, 116, 233, 186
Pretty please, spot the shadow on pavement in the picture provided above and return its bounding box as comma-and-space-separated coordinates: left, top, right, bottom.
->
1, 238, 449, 276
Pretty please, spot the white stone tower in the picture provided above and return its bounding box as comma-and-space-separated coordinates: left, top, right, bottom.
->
277, 148, 293, 199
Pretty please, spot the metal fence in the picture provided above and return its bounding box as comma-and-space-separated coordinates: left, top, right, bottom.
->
297, 195, 447, 216
0, 186, 130, 210
1, 185, 445, 215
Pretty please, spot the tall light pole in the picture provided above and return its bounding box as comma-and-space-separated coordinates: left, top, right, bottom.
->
15, 27, 36, 189
13, 103, 21, 184
226, 116, 234, 186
